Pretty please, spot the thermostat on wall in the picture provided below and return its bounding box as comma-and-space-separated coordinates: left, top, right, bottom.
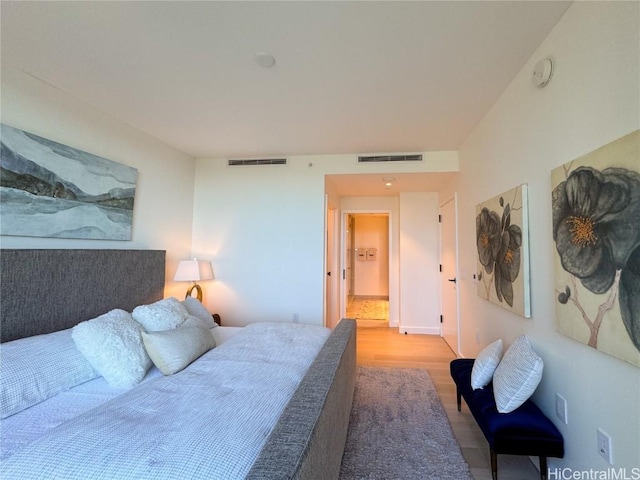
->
532, 57, 553, 88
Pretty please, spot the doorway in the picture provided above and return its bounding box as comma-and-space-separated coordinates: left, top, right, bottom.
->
344, 213, 390, 327
440, 195, 460, 354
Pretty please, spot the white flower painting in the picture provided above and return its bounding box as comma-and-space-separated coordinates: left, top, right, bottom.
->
551, 130, 640, 367
475, 184, 531, 318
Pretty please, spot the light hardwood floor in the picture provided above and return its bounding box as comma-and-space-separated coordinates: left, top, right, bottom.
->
356, 326, 541, 480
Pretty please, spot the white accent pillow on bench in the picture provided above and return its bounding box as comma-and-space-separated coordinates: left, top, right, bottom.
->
493, 335, 543, 413
471, 339, 503, 390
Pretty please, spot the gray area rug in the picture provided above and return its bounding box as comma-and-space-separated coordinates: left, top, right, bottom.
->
339, 366, 473, 480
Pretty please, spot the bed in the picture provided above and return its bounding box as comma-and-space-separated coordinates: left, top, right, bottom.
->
0, 249, 356, 479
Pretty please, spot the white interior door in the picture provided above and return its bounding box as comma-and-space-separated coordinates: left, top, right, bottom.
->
325, 205, 339, 328
440, 195, 460, 355
347, 215, 355, 297
339, 213, 349, 319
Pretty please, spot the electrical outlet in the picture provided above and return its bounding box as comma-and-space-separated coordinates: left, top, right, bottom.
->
597, 428, 613, 464
555, 394, 568, 424
292, 313, 299, 323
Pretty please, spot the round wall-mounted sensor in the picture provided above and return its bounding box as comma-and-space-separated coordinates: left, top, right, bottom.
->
532, 57, 553, 88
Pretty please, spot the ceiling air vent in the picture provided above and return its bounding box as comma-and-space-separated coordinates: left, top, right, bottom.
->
357, 154, 423, 163
228, 158, 287, 166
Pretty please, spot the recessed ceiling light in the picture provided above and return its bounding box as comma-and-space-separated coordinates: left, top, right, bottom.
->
383, 177, 395, 188
254, 52, 276, 68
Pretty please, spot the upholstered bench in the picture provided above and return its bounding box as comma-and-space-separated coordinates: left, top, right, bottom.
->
450, 358, 564, 480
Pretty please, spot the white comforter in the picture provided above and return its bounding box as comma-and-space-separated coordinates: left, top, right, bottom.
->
1, 322, 329, 480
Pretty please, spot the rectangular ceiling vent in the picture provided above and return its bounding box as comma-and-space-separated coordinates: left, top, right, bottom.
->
228, 158, 287, 166
357, 154, 423, 163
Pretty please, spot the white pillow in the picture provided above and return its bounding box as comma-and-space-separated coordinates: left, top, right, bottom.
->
493, 336, 544, 413
142, 317, 216, 375
72, 309, 152, 388
182, 296, 216, 328
471, 339, 503, 390
1, 329, 98, 418
132, 297, 190, 332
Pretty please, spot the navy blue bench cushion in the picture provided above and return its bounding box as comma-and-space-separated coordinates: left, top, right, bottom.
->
450, 358, 564, 458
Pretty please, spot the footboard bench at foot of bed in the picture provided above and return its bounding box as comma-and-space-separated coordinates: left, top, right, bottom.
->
450, 358, 564, 480
246, 318, 357, 480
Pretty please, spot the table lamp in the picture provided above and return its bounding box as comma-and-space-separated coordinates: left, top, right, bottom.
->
173, 259, 213, 302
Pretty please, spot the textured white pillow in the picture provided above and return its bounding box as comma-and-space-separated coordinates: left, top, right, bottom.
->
142, 317, 216, 375
1, 329, 98, 418
493, 336, 544, 413
132, 297, 190, 332
182, 296, 216, 328
471, 339, 503, 390
72, 309, 152, 388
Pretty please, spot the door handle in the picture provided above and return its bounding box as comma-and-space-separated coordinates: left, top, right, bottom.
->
448, 278, 457, 283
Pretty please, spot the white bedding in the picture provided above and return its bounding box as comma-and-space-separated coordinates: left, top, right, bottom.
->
1, 370, 163, 460
1, 323, 329, 479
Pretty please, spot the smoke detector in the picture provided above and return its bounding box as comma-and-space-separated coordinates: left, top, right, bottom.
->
254, 52, 276, 68
532, 58, 553, 88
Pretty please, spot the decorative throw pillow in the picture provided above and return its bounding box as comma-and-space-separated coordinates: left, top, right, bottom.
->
471, 339, 503, 390
182, 296, 216, 328
142, 317, 216, 375
72, 309, 152, 388
1, 328, 98, 418
493, 335, 544, 413
132, 297, 190, 332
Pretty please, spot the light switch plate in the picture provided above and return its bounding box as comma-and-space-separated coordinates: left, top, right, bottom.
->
555, 393, 568, 424
597, 428, 613, 464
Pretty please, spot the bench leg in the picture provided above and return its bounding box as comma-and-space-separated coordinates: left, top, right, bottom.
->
539, 456, 548, 480
456, 387, 462, 412
490, 448, 498, 480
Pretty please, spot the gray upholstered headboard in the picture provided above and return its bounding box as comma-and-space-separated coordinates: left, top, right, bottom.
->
1, 249, 165, 342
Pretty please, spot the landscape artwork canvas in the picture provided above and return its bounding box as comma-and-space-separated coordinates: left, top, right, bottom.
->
0, 124, 137, 240
475, 184, 531, 318
551, 130, 640, 367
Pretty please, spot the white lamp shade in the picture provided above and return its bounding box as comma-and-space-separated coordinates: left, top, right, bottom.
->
173, 260, 214, 282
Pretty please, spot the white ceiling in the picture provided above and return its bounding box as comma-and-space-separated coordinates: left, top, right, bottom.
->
2, 1, 571, 163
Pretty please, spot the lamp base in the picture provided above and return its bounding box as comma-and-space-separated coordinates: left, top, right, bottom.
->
185, 283, 203, 302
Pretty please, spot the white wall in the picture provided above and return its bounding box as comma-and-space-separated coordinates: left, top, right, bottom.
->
399, 192, 440, 334
451, 2, 639, 471
192, 150, 457, 328
1, 67, 196, 298
192, 158, 326, 325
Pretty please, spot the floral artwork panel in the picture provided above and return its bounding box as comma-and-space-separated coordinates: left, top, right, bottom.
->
0, 124, 137, 240
551, 130, 640, 367
476, 184, 531, 318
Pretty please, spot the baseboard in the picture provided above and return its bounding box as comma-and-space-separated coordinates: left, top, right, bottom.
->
399, 326, 441, 335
